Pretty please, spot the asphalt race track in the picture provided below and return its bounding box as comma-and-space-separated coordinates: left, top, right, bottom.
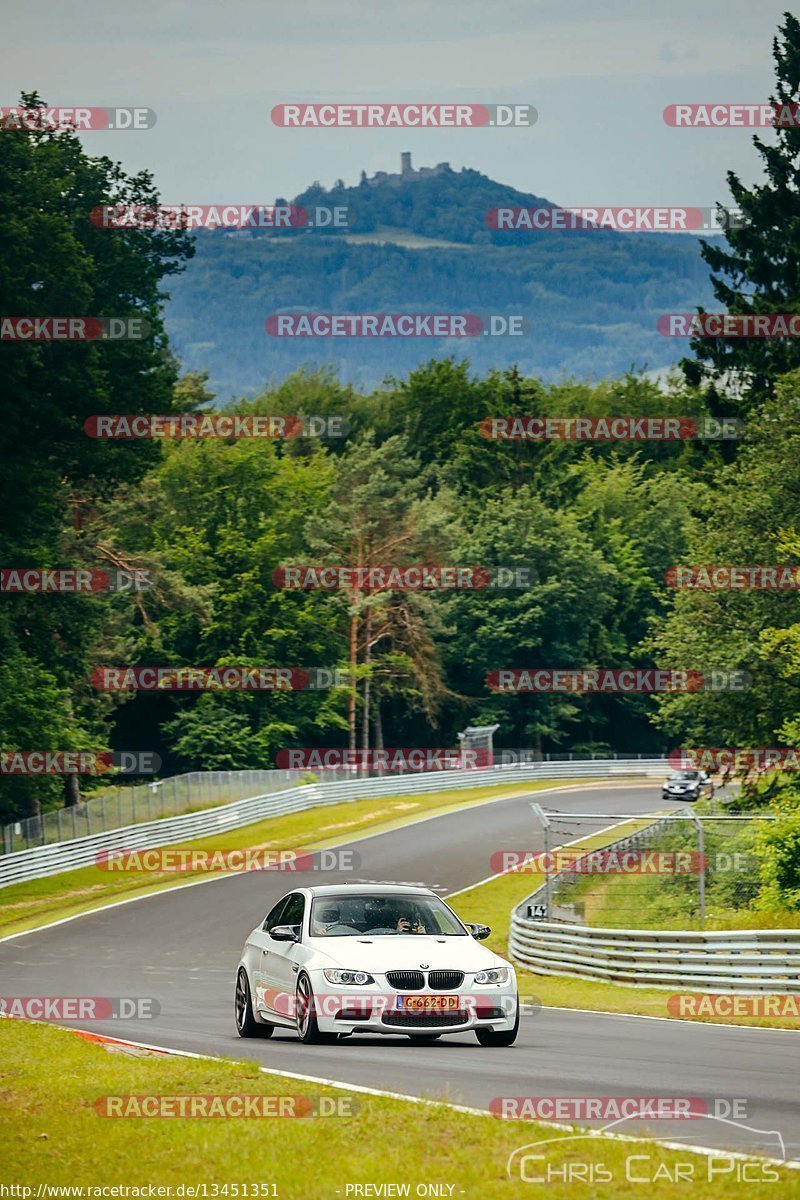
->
1, 782, 797, 1164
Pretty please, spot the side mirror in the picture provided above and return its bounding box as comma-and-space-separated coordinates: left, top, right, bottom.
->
270, 924, 301, 943
467, 923, 491, 940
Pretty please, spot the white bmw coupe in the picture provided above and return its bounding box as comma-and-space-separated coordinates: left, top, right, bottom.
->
235, 883, 519, 1046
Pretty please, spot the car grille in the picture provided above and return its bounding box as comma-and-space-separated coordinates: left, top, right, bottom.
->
386, 970, 425, 991
382, 1010, 468, 1029
385, 969, 465, 991
428, 970, 464, 990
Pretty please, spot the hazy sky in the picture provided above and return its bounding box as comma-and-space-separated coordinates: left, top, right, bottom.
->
2, 0, 793, 207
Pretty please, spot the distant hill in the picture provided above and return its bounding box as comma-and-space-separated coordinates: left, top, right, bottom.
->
165, 157, 715, 397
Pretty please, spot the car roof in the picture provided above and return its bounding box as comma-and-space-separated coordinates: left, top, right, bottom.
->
300, 883, 437, 898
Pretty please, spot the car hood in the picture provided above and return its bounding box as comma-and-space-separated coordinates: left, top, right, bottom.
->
306, 934, 506, 973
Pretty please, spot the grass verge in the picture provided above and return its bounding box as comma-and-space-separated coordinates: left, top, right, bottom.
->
448, 820, 800, 1032
580, 870, 800, 932
0, 779, 576, 939
1, 1020, 795, 1196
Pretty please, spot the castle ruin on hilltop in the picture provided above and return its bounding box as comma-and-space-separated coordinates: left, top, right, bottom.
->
360, 153, 452, 186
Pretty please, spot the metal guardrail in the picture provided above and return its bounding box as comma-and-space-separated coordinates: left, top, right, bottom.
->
509, 919, 800, 992
0, 757, 668, 889
2, 768, 330, 854
509, 813, 800, 993
2, 752, 664, 854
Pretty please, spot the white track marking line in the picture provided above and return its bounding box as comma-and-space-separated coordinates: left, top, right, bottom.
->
0, 781, 654, 943
540, 1004, 800, 1034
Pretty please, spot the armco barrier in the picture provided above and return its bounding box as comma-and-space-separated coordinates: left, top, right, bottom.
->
0, 758, 667, 888
2, 768, 316, 854
509, 813, 800, 993
509, 918, 800, 993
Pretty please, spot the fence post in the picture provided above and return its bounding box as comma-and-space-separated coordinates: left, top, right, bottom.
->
530, 803, 552, 918
686, 808, 706, 928
544, 824, 551, 915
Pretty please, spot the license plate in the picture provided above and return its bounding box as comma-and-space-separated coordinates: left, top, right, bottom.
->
396, 995, 459, 1011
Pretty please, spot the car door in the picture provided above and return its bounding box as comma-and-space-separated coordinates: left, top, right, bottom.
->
251, 895, 290, 1018
261, 891, 306, 1016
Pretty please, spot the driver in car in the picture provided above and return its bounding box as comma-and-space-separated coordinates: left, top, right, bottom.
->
311, 903, 344, 935
395, 905, 426, 934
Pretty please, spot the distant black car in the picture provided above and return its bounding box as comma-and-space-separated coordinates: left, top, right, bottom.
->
661, 769, 713, 802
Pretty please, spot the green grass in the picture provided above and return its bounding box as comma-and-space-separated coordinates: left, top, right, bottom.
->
448, 821, 800, 1032
2, 1020, 796, 1196
581, 870, 800, 932
0, 779, 575, 938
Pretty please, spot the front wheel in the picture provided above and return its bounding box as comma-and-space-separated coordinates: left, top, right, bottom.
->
475, 997, 519, 1047
235, 968, 273, 1038
296, 973, 337, 1044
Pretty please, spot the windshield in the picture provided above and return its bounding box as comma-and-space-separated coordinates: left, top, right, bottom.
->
309, 894, 468, 937
670, 771, 700, 781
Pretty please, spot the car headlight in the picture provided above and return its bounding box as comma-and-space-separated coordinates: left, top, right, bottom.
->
322, 969, 375, 985
473, 967, 510, 985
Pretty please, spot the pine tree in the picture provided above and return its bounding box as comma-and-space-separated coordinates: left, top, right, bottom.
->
683, 12, 800, 411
